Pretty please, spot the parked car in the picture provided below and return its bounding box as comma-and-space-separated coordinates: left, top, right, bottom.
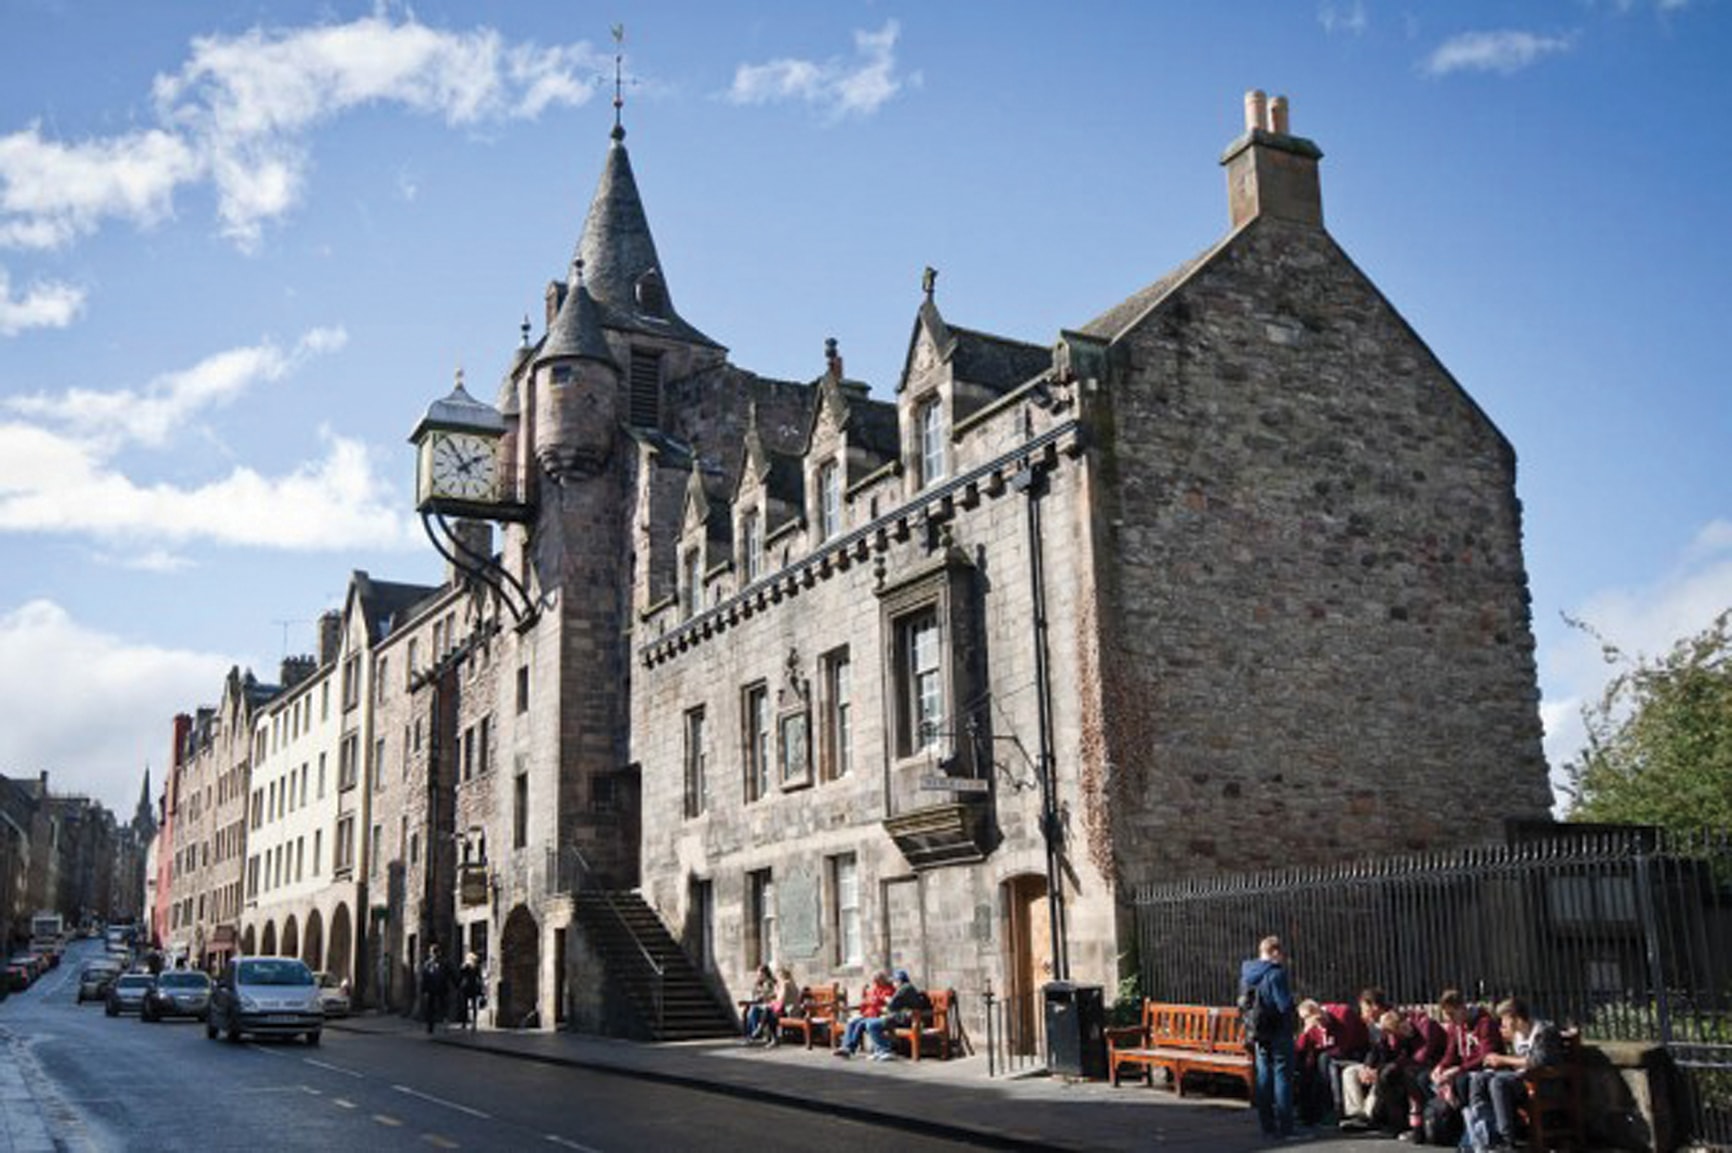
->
77, 962, 122, 1002
313, 971, 351, 1017
4, 961, 28, 991
206, 957, 322, 1045
105, 973, 153, 1016
141, 970, 212, 1022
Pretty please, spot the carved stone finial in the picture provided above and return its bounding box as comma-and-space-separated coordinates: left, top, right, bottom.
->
922, 266, 937, 299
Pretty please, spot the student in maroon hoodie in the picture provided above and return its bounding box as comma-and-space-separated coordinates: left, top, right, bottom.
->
1431, 990, 1503, 1106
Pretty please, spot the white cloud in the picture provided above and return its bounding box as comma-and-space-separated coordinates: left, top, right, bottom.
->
727, 20, 914, 119
0, 599, 233, 811
0, 14, 602, 254
96, 547, 195, 573
5, 327, 345, 450
1424, 29, 1575, 76
0, 329, 411, 551
0, 125, 199, 250
0, 423, 410, 550
1319, 1, 1370, 35
0, 266, 85, 335
1539, 521, 1732, 780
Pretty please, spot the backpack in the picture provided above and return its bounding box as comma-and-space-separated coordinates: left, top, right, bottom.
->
1238, 971, 1285, 1041
1421, 1093, 1463, 1147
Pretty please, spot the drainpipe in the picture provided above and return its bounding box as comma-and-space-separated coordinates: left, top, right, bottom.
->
1012, 455, 1069, 983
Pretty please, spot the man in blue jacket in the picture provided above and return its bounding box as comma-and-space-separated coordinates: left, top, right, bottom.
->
1241, 935, 1297, 1139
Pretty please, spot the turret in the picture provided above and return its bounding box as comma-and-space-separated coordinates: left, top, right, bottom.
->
533, 261, 620, 480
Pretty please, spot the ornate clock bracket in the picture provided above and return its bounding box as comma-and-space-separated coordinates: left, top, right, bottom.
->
420, 508, 540, 628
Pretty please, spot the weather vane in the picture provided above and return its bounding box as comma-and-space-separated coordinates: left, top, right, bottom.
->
611, 24, 626, 139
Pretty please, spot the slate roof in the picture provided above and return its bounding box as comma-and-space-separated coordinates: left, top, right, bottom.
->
948, 325, 1050, 393
1076, 235, 1233, 341
352, 571, 443, 644
538, 277, 616, 368
575, 135, 721, 349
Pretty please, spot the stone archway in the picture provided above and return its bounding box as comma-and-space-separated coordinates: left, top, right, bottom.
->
260, 920, 278, 957
303, 909, 324, 971
499, 905, 540, 1029
241, 925, 256, 956
329, 903, 353, 984
282, 915, 299, 960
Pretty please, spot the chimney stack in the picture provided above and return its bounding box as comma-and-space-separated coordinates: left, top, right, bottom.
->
317, 611, 343, 666
1222, 89, 1323, 230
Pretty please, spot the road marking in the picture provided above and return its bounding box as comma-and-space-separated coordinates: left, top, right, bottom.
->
301, 1085, 324, 1095
305, 1057, 364, 1078
546, 1136, 605, 1153
333, 1097, 358, 1110
393, 1084, 491, 1119
421, 1136, 459, 1149
247, 1043, 287, 1057
373, 1115, 403, 1127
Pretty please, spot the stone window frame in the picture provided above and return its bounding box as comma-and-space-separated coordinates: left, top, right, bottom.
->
741, 681, 770, 804
513, 770, 530, 849
877, 552, 980, 773
819, 646, 853, 783
817, 459, 842, 541
915, 393, 947, 490
683, 706, 708, 819
747, 867, 776, 971
740, 506, 765, 584
829, 852, 862, 969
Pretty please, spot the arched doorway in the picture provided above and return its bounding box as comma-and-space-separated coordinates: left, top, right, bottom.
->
329, 903, 353, 984
261, 921, 278, 957
282, 915, 299, 960
303, 909, 324, 971
499, 905, 540, 1029
240, 925, 256, 956
1002, 874, 1052, 1056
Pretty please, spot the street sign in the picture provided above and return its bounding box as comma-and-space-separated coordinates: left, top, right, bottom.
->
918, 775, 990, 794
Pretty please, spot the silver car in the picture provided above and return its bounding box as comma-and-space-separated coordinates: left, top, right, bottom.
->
314, 971, 351, 1017
105, 972, 153, 1016
142, 970, 212, 1022
206, 957, 323, 1045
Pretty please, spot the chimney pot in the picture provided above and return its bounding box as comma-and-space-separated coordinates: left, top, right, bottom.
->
1244, 90, 1269, 134
1270, 95, 1290, 135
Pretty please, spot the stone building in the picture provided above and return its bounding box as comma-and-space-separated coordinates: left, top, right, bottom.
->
416, 88, 1552, 1037
164, 668, 270, 968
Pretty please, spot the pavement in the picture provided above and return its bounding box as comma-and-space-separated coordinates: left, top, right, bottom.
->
0, 1022, 60, 1153
328, 1012, 1385, 1153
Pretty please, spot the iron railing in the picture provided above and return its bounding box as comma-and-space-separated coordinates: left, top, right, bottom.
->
560, 843, 664, 1035
981, 984, 1048, 1077
1132, 828, 1732, 1147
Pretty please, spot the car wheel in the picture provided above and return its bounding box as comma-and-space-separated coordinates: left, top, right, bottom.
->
305, 1031, 321, 1047
226, 1021, 242, 1043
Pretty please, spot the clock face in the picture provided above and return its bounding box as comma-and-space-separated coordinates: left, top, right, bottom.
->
426, 432, 499, 503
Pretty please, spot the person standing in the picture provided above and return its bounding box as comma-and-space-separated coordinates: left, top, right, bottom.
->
1240, 935, 1297, 1140
458, 952, 484, 1031
419, 944, 451, 1035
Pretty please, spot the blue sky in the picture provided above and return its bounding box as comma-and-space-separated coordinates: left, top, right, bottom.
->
1, 1, 1726, 814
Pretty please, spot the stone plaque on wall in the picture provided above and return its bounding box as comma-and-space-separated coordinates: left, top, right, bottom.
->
778, 864, 821, 960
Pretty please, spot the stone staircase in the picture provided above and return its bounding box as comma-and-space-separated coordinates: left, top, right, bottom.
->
572, 890, 736, 1042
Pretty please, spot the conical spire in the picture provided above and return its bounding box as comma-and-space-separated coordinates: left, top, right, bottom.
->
538, 260, 617, 367
571, 126, 720, 348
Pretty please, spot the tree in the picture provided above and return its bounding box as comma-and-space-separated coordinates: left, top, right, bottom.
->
1565, 609, 1732, 834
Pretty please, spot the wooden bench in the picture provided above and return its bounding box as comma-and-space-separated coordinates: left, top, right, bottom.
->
891, 989, 956, 1061
1519, 1028, 1586, 1152
1104, 1000, 1254, 1096
777, 983, 843, 1050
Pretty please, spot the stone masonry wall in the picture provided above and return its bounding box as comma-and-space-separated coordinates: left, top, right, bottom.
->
1091, 215, 1552, 889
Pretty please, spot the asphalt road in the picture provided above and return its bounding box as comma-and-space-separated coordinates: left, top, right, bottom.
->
2, 939, 986, 1153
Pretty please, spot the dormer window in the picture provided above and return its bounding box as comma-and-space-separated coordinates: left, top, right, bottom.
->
818, 461, 841, 541
682, 548, 702, 619
742, 510, 764, 583
635, 268, 667, 318
916, 397, 946, 489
